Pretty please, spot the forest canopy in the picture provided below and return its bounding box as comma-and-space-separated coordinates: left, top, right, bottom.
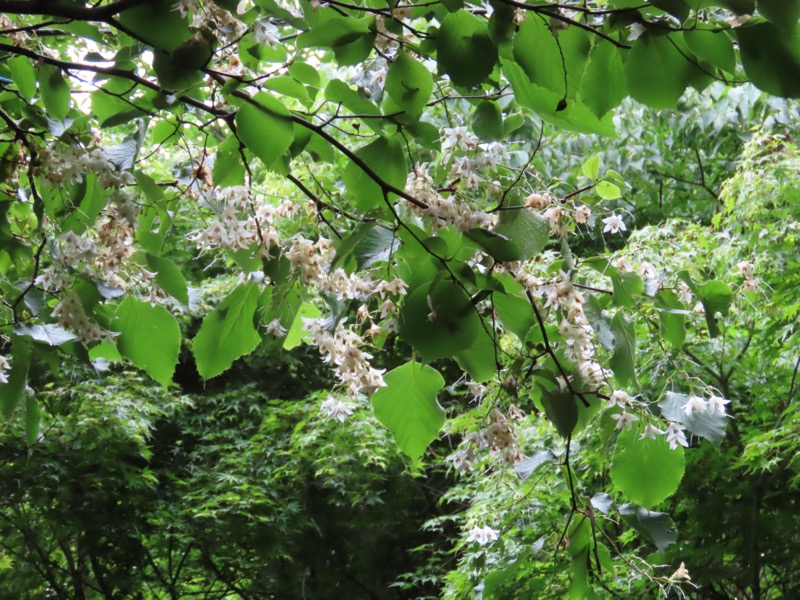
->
1, 0, 800, 598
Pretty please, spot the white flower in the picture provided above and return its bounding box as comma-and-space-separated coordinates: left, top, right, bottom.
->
682, 396, 707, 416
368, 66, 387, 88
574, 204, 591, 224
736, 261, 754, 276
640, 423, 664, 440
608, 390, 633, 409
707, 395, 731, 415
611, 411, 639, 430
0, 354, 10, 384
265, 318, 287, 337
253, 18, 280, 46
447, 450, 473, 472
320, 397, 353, 423
466, 525, 499, 545
666, 422, 689, 450
601, 214, 627, 234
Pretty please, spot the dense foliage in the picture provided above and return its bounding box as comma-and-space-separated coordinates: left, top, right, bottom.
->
1, 0, 800, 597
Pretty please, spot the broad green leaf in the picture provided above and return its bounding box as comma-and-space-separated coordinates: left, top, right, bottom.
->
454, 326, 496, 383
283, 301, 321, 349
398, 279, 481, 362
595, 180, 621, 200
609, 311, 636, 387
678, 271, 732, 337
437, 11, 498, 88
684, 29, 736, 73
262, 75, 313, 107
611, 423, 685, 508
0, 336, 32, 417
496, 208, 550, 260
213, 135, 246, 188
655, 290, 686, 348
36, 64, 70, 122
236, 93, 294, 168
385, 51, 433, 115
515, 450, 559, 480
14, 324, 77, 346
119, 1, 192, 52
494, 292, 534, 340
610, 271, 644, 308
297, 16, 375, 65
331, 223, 399, 271
582, 155, 600, 180
618, 504, 678, 551
736, 22, 800, 98
541, 388, 578, 438
758, 0, 800, 30
465, 228, 521, 262
580, 42, 627, 118
514, 15, 565, 96
342, 136, 407, 214
625, 31, 695, 109
659, 391, 727, 443
8, 56, 36, 101
472, 100, 503, 141
192, 283, 262, 380
145, 254, 189, 305
502, 59, 616, 135
24, 394, 40, 446
113, 297, 181, 387
371, 361, 445, 460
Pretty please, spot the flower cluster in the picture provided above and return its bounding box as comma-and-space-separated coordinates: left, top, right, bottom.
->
319, 396, 354, 423
303, 319, 386, 397
466, 525, 500, 545
52, 292, 112, 345
0, 354, 10, 384
403, 163, 497, 232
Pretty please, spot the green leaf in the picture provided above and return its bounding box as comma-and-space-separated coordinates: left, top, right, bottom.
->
618, 504, 678, 551
611, 423, 685, 508
580, 42, 627, 118
655, 290, 686, 348
36, 64, 70, 122
610, 271, 644, 308
609, 311, 636, 387
595, 180, 621, 200
371, 361, 445, 460
262, 75, 313, 107
541, 388, 578, 438
14, 324, 77, 346
0, 336, 32, 418
236, 93, 294, 168
758, 0, 800, 31
472, 100, 503, 141
582, 155, 601, 180
8, 56, 36, 101
152, 32, 213, 89
625, 31, 695, 109
514, 15, 565, 96
24, 394, 40, 446
659, 391, 727, 443
213, 135, 246, 188
331, 223, 399, 271
283, 301, 321, 349
385, 51, 434, 115
192, 283, 262, 380
465, 228, 521, 262
678, 271, 732, 337
342, 136, 407, 214
455, 326, 496, 383
437, 11, 498, 88
145, 254, 189, 305
113, 297, 181, 387
119, 1, 192, 52
494, 292, 534, 340
297, 16, 375, 65
684, 29, 736, 73
736, 22, 800, 98
495, 208, 550, 260
398, 278, 481, 362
